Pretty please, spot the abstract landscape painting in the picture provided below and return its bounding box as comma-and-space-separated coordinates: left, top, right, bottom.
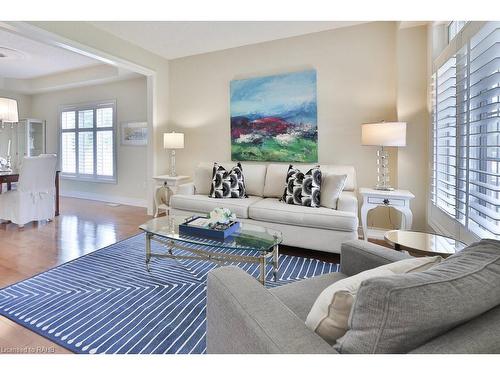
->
230, 70, 318, 162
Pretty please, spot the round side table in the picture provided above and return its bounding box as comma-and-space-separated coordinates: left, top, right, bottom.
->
384, 230, 467, 258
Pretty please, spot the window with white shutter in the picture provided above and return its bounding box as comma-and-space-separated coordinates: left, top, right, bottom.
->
432, 57, 458, 218
431, 22, 500, 240
60, 100, 116, 183
467, 22, 500, 238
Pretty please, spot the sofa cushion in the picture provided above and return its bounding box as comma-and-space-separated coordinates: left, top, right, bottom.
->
409, 305, 500, 354
170, 194, 263, 219
306, 256, 442, 345
281, 165, 322, 207
264, 164, 357, 198
321, 174, 348, 209
209, 162, 247, 198
193, 163, 213, 195
194, 162, 266, 196
264, 164, 315, 198
334, 239, 500, 354
271, 272, 348, 321
320, 166, 356, 191
249, 198, 358, 232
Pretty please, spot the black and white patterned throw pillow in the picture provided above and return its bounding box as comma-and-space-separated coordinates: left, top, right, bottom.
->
281, 165, 322, 207
209, 162, 247, 198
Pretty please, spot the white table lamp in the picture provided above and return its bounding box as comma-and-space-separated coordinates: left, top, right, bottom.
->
163, 132, 184, 177
361, 121, 406, 191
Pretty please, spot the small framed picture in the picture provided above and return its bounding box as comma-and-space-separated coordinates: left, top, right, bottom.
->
121, 122, 148, 146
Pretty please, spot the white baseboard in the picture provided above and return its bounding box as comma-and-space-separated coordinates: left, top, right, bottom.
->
61, 190, 148, 208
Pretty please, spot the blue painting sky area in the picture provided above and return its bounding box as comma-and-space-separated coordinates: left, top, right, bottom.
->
230, 70, 317, 124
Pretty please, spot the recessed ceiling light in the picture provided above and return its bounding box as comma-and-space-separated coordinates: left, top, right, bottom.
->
0, 46, 28, 60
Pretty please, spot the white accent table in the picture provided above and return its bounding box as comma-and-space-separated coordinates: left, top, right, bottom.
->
153, 175, 190, 218
360, 187, 415, 241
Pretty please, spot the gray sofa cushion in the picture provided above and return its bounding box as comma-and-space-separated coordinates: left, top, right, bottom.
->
334, 239, 500, 354
271, 272, 347, 321
340, 240, 412, 276
409, 305, 500, 354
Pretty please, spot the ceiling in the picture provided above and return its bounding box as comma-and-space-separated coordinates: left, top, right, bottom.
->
1, 21, 371, 82
0, 29, 101, 79
90, 21, 366, 60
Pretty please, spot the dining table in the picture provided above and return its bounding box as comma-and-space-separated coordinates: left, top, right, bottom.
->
0, 170, 60, 216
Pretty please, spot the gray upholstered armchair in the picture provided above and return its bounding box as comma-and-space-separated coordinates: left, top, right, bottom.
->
206, 239, 500, 354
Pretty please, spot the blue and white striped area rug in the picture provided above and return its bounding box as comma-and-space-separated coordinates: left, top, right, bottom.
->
0, 234, 339, 354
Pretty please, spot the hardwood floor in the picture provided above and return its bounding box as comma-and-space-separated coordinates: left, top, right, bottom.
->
0, 197, 389, 354
0, 197, 150, 354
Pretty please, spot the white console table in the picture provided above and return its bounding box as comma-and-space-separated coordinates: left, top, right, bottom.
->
153, 175, 190, 217
360, 187, 415, 241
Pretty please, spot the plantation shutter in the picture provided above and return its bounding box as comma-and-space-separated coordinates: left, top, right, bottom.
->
431, 21, 500, 240
467, 22, 500, 238
60, 101, 116, 182
456, 45, 469, 226
433, 57, 458, 218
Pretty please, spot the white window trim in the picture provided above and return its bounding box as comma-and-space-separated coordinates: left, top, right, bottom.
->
58, 99, 117, 184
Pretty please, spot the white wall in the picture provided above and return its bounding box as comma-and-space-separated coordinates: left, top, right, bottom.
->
396, 25, 429, 231
25, 21, 171, 214
30, 77, 148, 206
168, 22, 409, 228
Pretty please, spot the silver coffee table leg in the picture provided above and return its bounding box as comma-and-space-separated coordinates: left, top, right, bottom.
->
273, 244, 279, 281
145, 232, 152, 272
259, 257, 266, 286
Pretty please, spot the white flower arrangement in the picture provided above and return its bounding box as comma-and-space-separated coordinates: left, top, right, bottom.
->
208, 207, 236, 225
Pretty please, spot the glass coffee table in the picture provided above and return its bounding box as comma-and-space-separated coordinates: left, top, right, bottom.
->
139, 215, 283, 285
384, 230, 467, 258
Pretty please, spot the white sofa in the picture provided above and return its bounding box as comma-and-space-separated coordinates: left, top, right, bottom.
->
170, 162, 359, 253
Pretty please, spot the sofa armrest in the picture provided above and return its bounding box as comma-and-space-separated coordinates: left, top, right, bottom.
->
175, 182, 195, 195
340, 239, 411, 276
207, 266, 338, 354
337, 191, 358, 215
